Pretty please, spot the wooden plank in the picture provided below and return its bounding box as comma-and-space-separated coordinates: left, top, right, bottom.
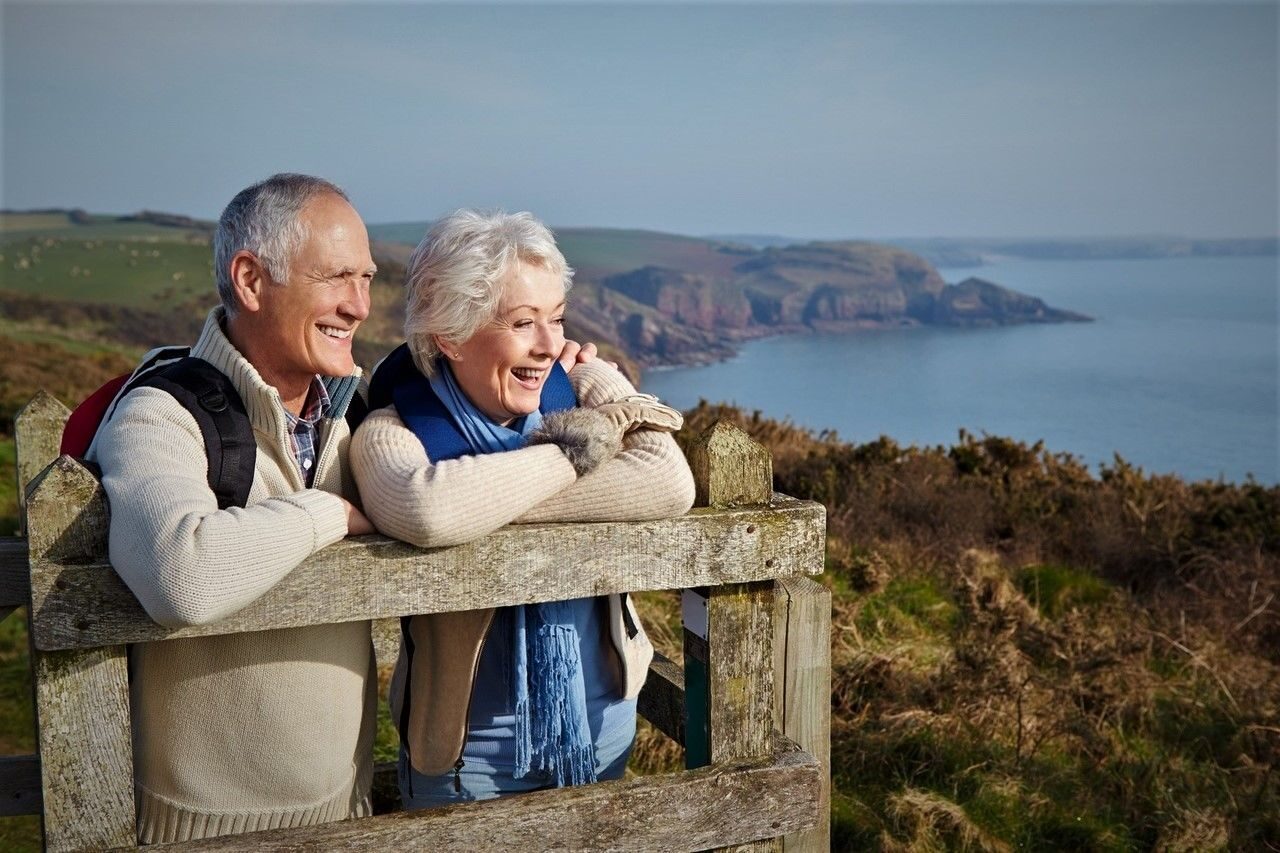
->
685, 420, 780, 853
25, 456, 136, 851
2, 537, 30, 623
164, 735, 821, 852
14, 391, 70, 537
707, 581, 778, 853
0, 753, 42, 817
1, 537, 29, 610
30, 495, 825, 652
773, 577, 832, 853
707, 582, 774, 762
636, 652, 685, 745
687, 421, 772, 509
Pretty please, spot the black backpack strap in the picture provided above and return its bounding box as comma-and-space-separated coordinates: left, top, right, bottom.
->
344, 388, 368, 433
133, 358, 256, 510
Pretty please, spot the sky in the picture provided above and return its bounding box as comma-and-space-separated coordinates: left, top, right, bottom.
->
2, 2, 1277, 240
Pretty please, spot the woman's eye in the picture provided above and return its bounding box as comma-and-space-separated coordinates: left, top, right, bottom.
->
513, 319, 534, 330
552, 316, 566, 326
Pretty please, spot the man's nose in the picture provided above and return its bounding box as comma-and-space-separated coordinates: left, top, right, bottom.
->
342, 281, 371, 322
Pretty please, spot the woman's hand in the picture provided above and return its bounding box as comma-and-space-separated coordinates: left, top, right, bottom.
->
557, 339, 618, 373
593, 394, 684, 434
341, 497, 375, 536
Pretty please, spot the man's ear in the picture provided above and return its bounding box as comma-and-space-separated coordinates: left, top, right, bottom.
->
229, 251, 270, 314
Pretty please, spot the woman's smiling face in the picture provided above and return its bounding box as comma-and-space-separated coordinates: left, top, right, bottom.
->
444, 259, 566, 426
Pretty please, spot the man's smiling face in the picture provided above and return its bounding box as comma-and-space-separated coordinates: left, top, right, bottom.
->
255, 193, 375, 388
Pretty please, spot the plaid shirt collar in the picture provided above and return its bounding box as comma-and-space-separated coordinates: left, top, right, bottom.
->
283, 377, 331, 486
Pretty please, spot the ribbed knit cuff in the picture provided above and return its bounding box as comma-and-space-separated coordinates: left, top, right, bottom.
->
279, 489, 350, 549
570, 360, 637, 406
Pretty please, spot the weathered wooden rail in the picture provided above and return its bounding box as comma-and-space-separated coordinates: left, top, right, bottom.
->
2, 391, 831, 852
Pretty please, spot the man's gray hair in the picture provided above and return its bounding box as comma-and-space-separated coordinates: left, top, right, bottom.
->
404, 209, 574, 376
213, 173, 349, 313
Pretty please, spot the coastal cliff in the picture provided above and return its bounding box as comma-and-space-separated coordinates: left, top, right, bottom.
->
566, 238, 1091, 368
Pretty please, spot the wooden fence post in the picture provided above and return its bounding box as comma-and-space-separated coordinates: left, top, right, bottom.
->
773, 577, 831, 853
14, 391, 70, 537
684, 421, 779, 852
26, 456, 136, 851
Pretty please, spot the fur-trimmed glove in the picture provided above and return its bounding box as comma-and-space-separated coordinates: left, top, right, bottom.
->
528, 408, 623, 477
593, 394, 684, 435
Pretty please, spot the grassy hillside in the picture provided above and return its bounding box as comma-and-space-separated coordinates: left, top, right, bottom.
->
368, 222, 745, 281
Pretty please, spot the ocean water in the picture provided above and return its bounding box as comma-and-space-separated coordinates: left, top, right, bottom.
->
640, 255, 1279, 484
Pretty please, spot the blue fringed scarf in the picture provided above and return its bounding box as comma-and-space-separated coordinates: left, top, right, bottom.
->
419, 361, 598, 787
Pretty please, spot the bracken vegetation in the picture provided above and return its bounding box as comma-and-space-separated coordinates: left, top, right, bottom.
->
631, 403, 1279, 851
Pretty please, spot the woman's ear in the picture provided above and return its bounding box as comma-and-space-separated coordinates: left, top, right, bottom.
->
433, 334, 461, 361
229, 251, 269, 314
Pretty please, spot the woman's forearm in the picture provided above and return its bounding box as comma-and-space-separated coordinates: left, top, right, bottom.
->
351, 407, 578, 547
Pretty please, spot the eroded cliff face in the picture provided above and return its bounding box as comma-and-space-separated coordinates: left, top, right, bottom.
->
926, 277, 1092, 326
574, 241, 1087, 368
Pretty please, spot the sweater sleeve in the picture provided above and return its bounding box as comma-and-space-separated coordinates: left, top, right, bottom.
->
350, 407, 580, 548
91, 387, 349, 628
515, 361, 695, 524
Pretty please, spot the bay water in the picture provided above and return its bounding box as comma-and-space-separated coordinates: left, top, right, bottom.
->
640, 255, 1278, 484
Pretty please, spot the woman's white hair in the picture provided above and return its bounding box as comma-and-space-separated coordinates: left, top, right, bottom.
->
404, 209, 574, 376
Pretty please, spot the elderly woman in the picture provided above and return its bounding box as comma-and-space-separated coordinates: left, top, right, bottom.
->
351, 210, 695, 809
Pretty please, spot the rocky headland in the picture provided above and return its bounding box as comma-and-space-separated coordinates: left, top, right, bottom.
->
556, 238, 1091, 369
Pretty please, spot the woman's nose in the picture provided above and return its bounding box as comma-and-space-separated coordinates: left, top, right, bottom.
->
533, 321, 560, 355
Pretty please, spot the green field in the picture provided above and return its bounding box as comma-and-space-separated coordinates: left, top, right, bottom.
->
368, 222, 746, 281
1, 211, 208, 243
1, 235, 213, 307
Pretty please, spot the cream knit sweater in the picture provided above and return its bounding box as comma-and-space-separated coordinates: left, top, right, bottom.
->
89, 309, 375, 843
350, 359, 695, 547
350, 359, 696, 775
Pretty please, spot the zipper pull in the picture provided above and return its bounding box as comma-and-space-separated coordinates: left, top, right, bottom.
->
453, 759, 465, 794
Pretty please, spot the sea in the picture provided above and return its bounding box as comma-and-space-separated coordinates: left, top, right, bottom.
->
640, 255, 1279, 485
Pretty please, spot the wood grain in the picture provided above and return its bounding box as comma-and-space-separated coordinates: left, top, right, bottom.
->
164, 735, 821, 852
1, 536, 29, 625
687, 421, 773, 509
0, 753, 42, 817
29, 491, 824, 651
773, 577, 832, 853
26, 456, 136, 851
636, 652, 685, 745
14, 391, 70, 537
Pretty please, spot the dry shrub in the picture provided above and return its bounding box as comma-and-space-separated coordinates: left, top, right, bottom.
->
655, 405, 1280, 846
883, 788, 1010, 853
1155, 808, 1231, 852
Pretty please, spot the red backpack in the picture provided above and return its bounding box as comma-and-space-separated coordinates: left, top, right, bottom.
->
61, 347, 257, 509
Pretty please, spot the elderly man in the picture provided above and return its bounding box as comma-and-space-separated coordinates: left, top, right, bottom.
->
88, 173, 379, 843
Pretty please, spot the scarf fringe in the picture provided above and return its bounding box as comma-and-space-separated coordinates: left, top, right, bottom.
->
513, 617, 598, 787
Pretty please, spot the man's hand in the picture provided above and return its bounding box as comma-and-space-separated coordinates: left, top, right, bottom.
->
557, 339, 617, 373
341, 498, 375, 536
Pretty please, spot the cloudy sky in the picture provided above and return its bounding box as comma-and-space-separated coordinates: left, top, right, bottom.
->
3, 2, 1276, 239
